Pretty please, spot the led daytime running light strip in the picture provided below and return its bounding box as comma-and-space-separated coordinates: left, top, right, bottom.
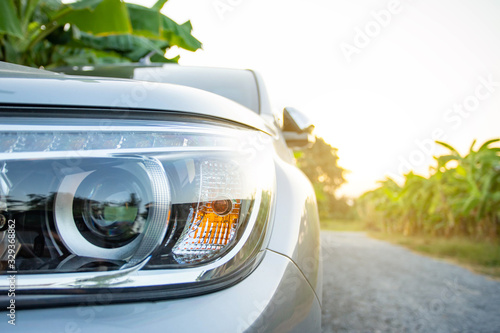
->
0, 131, 236, 153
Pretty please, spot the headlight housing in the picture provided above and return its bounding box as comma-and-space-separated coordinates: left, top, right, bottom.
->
0, 115, 275, 305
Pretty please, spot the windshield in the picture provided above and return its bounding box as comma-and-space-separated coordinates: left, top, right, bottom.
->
133, 65, 260, 114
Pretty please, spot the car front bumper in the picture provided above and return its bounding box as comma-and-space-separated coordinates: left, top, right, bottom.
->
1, 249, 321, 333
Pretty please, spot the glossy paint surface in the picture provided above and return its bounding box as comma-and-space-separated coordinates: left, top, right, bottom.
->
268, 158, 322, 304
0, 63, 322, 331
0, 62, 271, 136
0, 251, 320, 332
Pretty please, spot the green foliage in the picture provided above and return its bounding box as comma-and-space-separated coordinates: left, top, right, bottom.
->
320, 218, 366, 232
296, 137, 348, 218
0, 0, 201, 68
371, 233, 500, 278
358, 138, 500, 240
0, 1, 23, 38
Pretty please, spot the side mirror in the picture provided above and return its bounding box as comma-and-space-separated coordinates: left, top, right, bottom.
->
282, 107, 315, 149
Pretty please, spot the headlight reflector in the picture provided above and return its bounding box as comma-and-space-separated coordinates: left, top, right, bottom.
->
53, 157, 169, 266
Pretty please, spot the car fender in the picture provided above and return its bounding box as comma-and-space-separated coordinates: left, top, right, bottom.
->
268, 157, 322, 304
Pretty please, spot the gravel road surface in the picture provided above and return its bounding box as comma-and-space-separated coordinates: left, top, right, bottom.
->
321, 231, 500, 333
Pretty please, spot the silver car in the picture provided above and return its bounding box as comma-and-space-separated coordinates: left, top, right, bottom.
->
0, 62, 321, 332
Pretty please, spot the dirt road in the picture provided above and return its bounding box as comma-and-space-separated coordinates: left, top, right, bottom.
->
321, 231, 500, 333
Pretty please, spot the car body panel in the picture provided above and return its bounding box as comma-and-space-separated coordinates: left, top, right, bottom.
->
0, 62, 321, 331
0, 63, 274, 136
54, 63, 297, 165
269, 159, 322, 304
56, 64, 261, 114
0, 250, 320, 333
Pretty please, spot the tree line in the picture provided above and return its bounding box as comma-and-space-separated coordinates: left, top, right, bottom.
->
295, 137, 350, 219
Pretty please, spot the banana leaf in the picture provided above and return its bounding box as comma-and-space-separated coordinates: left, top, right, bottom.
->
0, 0, 23, 37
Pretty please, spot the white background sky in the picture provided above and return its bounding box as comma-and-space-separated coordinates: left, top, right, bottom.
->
130, 0, 500, 197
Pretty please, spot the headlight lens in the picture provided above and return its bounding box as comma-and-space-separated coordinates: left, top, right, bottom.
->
0, 117, 274, 297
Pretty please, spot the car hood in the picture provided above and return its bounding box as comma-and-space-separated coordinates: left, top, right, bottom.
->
0, 62, 274, 135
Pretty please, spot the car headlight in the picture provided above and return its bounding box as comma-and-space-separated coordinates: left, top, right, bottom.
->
0, 116, 274, 304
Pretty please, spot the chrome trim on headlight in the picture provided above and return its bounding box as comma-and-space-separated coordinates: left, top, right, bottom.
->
0, 115, 275, 302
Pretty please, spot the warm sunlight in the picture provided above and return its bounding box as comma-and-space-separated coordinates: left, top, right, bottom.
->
149, 0, 500, 197
2, 1, 499, 332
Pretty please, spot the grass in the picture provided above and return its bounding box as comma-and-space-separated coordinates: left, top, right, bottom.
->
369, 233, 500, 279
320, 218, 500, 279
320, 218, 366, 232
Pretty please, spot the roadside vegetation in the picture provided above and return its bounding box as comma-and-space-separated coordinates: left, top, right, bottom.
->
0, 0, 201, 68
320, 218, 366, 232
357, 138, 500, 241
319, 138, 500, 278
295, 137, 351, 219
373, 233, 500, 278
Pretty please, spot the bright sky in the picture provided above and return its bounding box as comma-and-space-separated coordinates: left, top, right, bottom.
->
131, 0, 500, 197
